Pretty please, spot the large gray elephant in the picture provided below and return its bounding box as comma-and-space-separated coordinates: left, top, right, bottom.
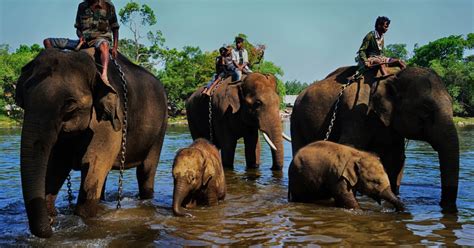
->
291, 66, 459, 212
186, 73, 286, 170
15, 49, 168, 238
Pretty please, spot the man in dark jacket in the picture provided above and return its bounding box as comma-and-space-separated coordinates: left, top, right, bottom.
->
44, 0, 119, 83
357, 16, 405, 75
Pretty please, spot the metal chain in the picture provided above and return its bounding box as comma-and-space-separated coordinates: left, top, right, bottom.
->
111, 55, 128, 209
324, 80, 353, 141
208, 80, 223, 143
66, 174, 73, 206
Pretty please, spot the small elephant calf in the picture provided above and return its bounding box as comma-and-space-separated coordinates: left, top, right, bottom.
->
288, 141, 404, 211
172, 138, 226, 217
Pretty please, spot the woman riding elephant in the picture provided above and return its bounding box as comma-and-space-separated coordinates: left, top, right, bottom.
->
290, 66, 459, 213
186, 73, 288, 171
15, 49, 168, 238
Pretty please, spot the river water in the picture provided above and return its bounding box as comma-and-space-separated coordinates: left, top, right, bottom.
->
0, 122, 473, 246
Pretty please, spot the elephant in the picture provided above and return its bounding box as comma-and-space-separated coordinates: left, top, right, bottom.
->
172, 138, 226, 217
290, 66, 459, 212
15, 49, 168, 238
186, 73, 288, 171
288, 140, 405, 211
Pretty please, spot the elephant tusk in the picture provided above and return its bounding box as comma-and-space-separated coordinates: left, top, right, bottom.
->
282, 132, 292, 142
262, 132, 278, 151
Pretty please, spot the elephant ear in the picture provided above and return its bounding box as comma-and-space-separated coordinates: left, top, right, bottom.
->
370, 77, 398, 127
91, 76, 122, 131
341, 158, 360, 187
202, 156, 216, 187
15, 61, 35, 108
15, 59, 55, 108
218, 81, 241, 114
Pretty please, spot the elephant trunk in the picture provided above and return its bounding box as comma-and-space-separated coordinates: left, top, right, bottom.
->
430, 121, 459, 213
261, 120, 284, 171
20, 120, 57, 238
380, 187, 405, 212
172, 180, 191, 217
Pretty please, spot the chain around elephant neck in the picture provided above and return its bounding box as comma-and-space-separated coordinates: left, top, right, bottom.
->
111, 55, 128, 209
208, 80, 223, 143
324, 80, 353, 141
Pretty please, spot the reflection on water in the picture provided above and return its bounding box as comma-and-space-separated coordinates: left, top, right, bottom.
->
0, 122, 473, 246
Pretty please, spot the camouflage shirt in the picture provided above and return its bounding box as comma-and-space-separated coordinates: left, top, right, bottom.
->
357, 31, 384, 63
74, 0, 119, 42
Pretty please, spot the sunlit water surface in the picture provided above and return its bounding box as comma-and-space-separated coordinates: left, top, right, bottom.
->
0, 122, 473, 246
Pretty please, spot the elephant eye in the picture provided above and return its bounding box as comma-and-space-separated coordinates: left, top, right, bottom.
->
63, 99, 78, 113
254, 100, 262, 108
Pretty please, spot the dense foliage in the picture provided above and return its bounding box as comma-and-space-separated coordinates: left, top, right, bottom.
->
0, 44, 42, 118
284, 80, 310, 95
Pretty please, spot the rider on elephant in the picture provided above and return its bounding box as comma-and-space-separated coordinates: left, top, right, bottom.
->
43, 0, 119, 83
202, 45, 235, 96
357, 16, 406, 76
231, 37, 253, 81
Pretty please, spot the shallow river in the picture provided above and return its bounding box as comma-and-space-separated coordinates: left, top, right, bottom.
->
1, 122, 473, 246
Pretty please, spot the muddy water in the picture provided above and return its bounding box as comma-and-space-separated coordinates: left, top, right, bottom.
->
1, 122, 473, 246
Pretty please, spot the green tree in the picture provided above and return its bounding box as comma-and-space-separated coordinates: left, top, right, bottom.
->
118, 1, 165, 71
158, 46, 216, 114
383, 44, 408, 61
285, 80, 309, 95
409, 33, 474, 116
410, 35, 466, 67
0, 44, 42, 119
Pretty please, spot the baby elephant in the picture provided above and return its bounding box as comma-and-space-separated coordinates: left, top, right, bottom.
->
172, 138, 226, 217
289, 141, 404, 211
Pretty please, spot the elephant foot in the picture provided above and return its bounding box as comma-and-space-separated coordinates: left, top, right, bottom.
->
74, 199, 102, 218
139, 188, 154, 200
270, 165, 283, 171
45, 195, 58, 217
440, 201, 458, 214
246, 163, 260, 169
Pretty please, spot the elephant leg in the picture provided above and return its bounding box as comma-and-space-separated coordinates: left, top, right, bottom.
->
137, 127, 165, 199
136, 161, 158, 200
76, 125, 121, 218
221, 139, 237, 169
333, 181, 361, 209
100, 176, 107, 201
381, 137, 405, 195
45, 144, 74, 218
75, 162, 111, 218
244, 130, 260, 169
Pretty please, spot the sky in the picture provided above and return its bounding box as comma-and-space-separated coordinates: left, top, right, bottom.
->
0, 0, 473, 83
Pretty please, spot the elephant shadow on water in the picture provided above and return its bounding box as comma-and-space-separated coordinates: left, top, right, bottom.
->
291, 65, 460, 213
15, 49, 168, 238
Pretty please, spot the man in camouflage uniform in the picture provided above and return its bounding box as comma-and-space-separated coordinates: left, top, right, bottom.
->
44, 0, 119, 83
357, 16, 406, 76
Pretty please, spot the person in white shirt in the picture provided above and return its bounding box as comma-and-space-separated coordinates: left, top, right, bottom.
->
231, 37, 252, 81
